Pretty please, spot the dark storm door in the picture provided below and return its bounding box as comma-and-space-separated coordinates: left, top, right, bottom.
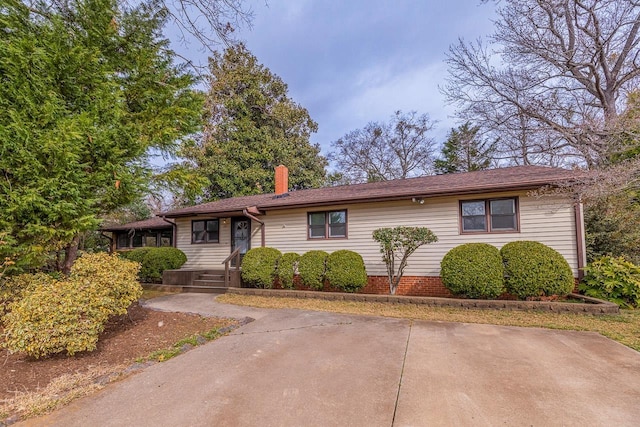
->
231, 217, 251, 266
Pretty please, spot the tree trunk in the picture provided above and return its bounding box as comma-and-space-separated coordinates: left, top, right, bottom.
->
62, 235, 81, 276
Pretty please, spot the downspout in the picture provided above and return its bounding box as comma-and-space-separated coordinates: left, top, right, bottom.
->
243, 208, 265, 247
574, 198, 586, 281
160, 216, 177, 248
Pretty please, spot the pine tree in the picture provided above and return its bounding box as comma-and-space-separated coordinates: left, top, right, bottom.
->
0, 0, 202, 273
434, 123, 496, 174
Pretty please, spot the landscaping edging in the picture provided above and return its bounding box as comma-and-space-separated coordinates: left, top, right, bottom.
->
226, 288, 620, 315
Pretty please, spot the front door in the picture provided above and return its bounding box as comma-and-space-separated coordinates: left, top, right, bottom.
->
231, 217, 251, 266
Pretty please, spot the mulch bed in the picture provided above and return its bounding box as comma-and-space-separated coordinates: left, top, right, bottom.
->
0, 303, 236, 401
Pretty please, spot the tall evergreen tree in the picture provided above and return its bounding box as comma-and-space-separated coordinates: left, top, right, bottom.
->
177, 44, 327, 202
0, 0, 202, 273
434, 123, 496, 174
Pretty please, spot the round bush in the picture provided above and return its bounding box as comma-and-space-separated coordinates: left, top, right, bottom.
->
501, 241, 574, 299
298, 250, 328, 290
120, 247, 187, 283
241, 247, 282, 288
3, 253, 141, 358
118, 247, 151, 264
441, 243, 505, 299
277, 253, 300, 290
326, 250, 368, 293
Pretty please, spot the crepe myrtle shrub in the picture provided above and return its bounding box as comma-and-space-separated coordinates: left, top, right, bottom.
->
298, 250, 329, 290
2, 253, 142, 358
580, 256, 640, 309
120, 247, 187, 283
372, 226, 438, 295
241, 247, 282, 288
326, 250, 368, 293
500, 241, 574, 299
276, 252, 300, 290
440, 243, 505, 299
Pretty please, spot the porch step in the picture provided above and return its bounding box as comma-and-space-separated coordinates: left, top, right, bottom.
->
198, 274, 225, 281
193, 279, 227, 287
142, 284, 229, 294
182, 285, 229, 294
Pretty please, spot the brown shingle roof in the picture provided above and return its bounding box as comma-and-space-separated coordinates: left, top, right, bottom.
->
160, 166, 579, 218
101, 216, 172, 232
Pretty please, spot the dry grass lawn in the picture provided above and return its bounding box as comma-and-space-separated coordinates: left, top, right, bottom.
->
217, 293, 640, 352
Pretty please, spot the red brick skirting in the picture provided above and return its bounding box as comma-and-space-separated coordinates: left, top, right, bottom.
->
271, 275, 453, 297
362, 276, 453, 297
271, 275, 581, 299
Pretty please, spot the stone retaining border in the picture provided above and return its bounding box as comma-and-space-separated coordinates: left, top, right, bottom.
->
226, 288, 620, 315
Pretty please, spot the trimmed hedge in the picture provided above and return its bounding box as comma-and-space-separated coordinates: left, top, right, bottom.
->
580, 256, 640, 308
440, 243, 505, 299
241, 247, 282, 288
277, 253, 300, 290
119, 247, 187, 283
298, 250, 328, 290
118, 247, 151, 264
326, 250, 367, 293
501, 241, 574, 299
2, 253, 142, 358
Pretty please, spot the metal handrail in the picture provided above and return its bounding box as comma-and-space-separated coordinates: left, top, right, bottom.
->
222, 248, 242, 287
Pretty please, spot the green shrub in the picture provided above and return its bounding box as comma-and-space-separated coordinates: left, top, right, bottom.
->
372, 226, 438, 295
440, 243, 505, 298
2, 253, 141, 358
277, 253, 300, 290
298, 250, 328, 290
1, 273, 56, 317
241, 247, 282, 288
119, 247, 187, 283
118, 247, 151, 264
326, 250, 368, 293
501, 241, 574, 299
580, 256, 640, 308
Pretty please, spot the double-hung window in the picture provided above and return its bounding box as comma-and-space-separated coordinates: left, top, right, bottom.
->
460, 198, 518, 233
192, 219, 219, 244
308, 210, 347, 239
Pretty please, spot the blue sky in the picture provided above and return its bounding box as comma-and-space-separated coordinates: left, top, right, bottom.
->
173, 0, 497, 157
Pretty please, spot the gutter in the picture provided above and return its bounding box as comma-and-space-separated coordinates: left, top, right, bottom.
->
573, 199, 587, 281
242, 208, 265, 247
160, 216, 177, 248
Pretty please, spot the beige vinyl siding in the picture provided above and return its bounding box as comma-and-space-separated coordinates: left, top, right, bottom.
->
175, 217, 261, 269
263, 191, 579, 277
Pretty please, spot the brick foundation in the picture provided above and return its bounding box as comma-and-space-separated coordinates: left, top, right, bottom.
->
270, 275, 453, 298
263, 275, 581, 299
361, 276, 453, 298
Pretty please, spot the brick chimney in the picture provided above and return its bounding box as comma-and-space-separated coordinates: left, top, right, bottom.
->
275, 165, 289, 196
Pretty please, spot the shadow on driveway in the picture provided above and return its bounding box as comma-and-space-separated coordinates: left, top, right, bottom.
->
23, 294, 640, 427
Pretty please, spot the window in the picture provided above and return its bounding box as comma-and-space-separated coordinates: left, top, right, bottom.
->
132, 233, 144, 247
460, 198, 518, 233
308, 210, 347, 239
116, 233, 129, 249
160, 230, 173, 247
115, 230, 173, 249
192, 219, 219, 244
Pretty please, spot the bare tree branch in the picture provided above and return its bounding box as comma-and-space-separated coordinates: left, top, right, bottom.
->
329, 111, 436, 183
443, 0, 640, 168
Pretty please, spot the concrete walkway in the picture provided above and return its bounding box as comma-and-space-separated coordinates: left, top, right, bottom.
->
22, 294, 640, 427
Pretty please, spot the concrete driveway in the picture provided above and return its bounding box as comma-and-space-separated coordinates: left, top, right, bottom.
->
22, 294, 640, 427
